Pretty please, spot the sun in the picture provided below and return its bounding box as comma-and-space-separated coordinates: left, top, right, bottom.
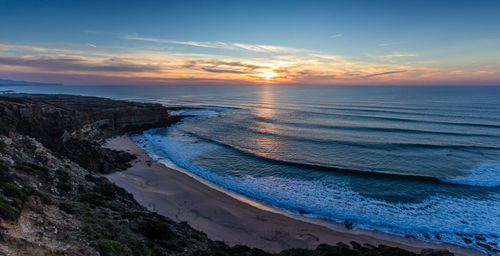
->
255, 68, 277, 83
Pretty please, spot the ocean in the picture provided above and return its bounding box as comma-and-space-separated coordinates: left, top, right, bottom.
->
3, 84, 500, 254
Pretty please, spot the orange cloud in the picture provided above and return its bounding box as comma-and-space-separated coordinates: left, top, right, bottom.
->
0, 42, 499, 85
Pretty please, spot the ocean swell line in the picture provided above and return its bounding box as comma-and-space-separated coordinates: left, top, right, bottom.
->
180, 130, 499, 187
252, 116, 500, 138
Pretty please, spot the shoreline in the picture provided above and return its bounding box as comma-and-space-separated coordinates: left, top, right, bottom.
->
104, 135, 484, 256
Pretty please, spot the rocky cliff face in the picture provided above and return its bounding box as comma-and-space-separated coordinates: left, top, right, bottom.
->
0, 94, 182, 173
5, 94, 180, 136
0, 94, 452, 256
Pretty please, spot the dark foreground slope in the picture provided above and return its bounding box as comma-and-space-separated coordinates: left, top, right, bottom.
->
0, 94, 451, 256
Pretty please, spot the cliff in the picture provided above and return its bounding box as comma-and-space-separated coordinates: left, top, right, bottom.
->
0, 94, 451, 256
0, 94, 183, 173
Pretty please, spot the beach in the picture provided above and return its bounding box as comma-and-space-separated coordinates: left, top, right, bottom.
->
104, 135, 483, 256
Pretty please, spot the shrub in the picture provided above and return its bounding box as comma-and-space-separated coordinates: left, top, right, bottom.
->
98, 240, 131, 256
151, 248, 166, 256
15, 162, 50, 177
57, 180, 72, 192
164, 239, 184, 252
1, 182, 28, 200
93, 182, 116, 199
85, 174, 104, 183
59, 202, 74, 214
55, 169, 69, 178
79, 192, 107, 207
0, 198, 20, 221
0, 160, 8, 175
139, 220, 174, 242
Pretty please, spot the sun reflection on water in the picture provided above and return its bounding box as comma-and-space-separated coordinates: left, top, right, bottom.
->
252, 86, 281, 157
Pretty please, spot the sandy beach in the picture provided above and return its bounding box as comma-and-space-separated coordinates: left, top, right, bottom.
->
104, 135, 483, 256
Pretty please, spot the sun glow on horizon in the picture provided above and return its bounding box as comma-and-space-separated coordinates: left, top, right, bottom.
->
255, 68, 278, 83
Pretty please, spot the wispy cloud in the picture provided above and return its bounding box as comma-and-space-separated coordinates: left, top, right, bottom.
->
0, 55, 159, 73
330, 33, 342, 38
183, 60, 264, 74
86, 43, 97, 48
125, 35, 231, 49
378, 42, 400, 47
381, 52, 417, 58
0, 43, 116, 58
0, 43, 71, 54
373, 52, 418, 63
231, 43, 305, 53
124, 35, 308, 53
308, 53, 344, 61
360, 70, 406, 78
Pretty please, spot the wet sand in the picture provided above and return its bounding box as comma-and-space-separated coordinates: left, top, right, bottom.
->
104, 135, 483, 256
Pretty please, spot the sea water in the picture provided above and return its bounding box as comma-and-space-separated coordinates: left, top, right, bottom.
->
4, 84, 500, 254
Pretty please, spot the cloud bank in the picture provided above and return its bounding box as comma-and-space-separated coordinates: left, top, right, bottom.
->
0, 41, 498, 86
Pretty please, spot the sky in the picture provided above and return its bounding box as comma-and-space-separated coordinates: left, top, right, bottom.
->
0, 0, 499, 85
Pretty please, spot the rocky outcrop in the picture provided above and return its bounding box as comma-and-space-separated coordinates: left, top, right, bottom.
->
0, 94, 183, 173
0, 93, 181, 139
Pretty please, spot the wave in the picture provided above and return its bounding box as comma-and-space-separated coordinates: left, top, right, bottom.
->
196, 105, 243, 111
289, 108, 500, 129
179, 130, 500, 187
165, 105, 243, 121
253, 116, 500, 138
134, 133, 500, 254
237, 125, 500, 151
163, 106, 500, 188
343, 102, 500, 112
439, 163, 500, 187
312, 105, 500, 123
168, 108, 220, 120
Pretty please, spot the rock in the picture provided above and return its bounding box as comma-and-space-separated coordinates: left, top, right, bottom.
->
344, 220, 352, 229
350, 241, 362, 249
363, 243, 376, 249
61, 130, 71, 143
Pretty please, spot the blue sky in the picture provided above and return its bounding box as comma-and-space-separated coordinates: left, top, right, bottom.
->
1, 0, 499, 85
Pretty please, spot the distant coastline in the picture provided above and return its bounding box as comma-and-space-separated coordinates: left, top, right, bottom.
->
0, 78, 63, 86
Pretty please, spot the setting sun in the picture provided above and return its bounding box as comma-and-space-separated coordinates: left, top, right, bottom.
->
255, 68, 277, 83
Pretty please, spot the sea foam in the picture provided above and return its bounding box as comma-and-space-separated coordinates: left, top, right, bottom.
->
135, 105, 500, 254
439, 162, 500, 187
137, 131, 500, 254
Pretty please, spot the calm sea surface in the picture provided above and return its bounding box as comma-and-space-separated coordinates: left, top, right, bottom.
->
4, 85, 500, 253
